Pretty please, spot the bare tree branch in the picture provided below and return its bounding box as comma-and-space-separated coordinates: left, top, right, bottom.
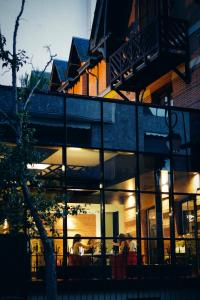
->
12, 0, 26, 116
27, 55, 36, 72
0, 109, 17, 134
23, 46, 57, 111
2, 67, 11, 76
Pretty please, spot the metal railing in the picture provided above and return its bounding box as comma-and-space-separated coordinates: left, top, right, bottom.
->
109, 17, 188, 88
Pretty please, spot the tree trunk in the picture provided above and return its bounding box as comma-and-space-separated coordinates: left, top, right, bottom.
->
21, 180, 57, 300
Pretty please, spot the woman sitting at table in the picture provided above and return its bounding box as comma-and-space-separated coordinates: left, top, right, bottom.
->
84, 238, 100, 254
72, 234, 89, 255
113, 233, 130, 255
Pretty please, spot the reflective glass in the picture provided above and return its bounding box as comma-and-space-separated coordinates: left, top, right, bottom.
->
139, 154, 170, 192
103, 102, 136, 151
138, 106, 169, 153
66, 147, 100, 189
104, 151, 136, 190
66, 97, 101, 148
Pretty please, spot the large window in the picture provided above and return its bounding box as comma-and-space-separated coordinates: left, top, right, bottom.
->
66, 147, 100, 189
103, 102, 136, 151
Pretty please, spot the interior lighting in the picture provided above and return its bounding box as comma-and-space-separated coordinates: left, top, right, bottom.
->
127, 195, 136, 207
161, 170, 169, 194
27, 163, 50, 170
162, 199, 169, 213
69, 147, 82, 151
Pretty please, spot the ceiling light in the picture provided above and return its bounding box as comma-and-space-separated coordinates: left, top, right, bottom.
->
27, 163, 50, 170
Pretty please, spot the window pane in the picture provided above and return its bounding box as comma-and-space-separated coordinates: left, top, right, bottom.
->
30, 146, 63, 188
174, 195, 195, 238
197, 195, 200, 238
138, 106, 169, 153
103, 102, 136, 151
67, 189, 101, 240
105, 191, 137, 254
66, 148, 100, 189
140, 193, 156, 238
139, 154, 170, 192
170, 110, 190, 155
175, 239, 196, 265
162, 195, 170, 238
32, 93, 64, 145
66, 97, 101, 148
173, 156, 200, 194
104, 151, 136, 190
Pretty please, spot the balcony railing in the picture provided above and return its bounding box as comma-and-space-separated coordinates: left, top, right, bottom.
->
109, 17, 188, 91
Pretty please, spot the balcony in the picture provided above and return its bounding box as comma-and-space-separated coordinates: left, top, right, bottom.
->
109, 17, 189, 92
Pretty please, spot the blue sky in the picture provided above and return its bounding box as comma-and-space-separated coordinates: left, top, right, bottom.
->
0, 0, 96, 85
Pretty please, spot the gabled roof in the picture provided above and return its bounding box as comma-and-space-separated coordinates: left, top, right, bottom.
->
72, 37, 89, 62
66, 37, 89, 80
89, 0, 133, 56
53, 59, 68, 82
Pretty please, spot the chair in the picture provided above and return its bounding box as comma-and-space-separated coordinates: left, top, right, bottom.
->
127, 251, 137, 265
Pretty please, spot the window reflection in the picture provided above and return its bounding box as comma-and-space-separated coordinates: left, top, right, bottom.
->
170, 110, 190, 155
103, 102, 136, 151
138, 106, 169, 153
104, 151, 136, 190
66, 98, 101, 148
29, 146, 63, 188
173, 156, 200, 193
139, 154, 170, 192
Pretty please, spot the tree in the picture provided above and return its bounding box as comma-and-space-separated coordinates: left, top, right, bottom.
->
0, 1, 78, 299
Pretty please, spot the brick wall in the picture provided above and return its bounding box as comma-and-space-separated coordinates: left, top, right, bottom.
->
172, 64, 200, 109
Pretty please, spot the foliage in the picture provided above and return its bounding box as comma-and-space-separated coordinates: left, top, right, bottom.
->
0, 136, 86, 236
20, 70, 50, 94
0, 32, 28, 71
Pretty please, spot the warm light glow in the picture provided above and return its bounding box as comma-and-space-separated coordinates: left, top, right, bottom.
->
3, 219, 8, 230
127, 195, 136, 208
161, 170, 169, 193
27, 163, 50, 170
61, 165, 65, 172
67, 217, 75, 229
162, 184, 169, 194
162, 199, 169, 213
161, 170, 168, 185
69, 147, 83, 151
3, 219, 9, 233
192, 173, 200, 191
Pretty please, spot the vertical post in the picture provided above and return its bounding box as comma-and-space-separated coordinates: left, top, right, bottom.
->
135, 90, 140, 102
193, 197, 199, 275
62, 95, 68, 268
168, 106, 176, 265
100, 100, 106, 277
154, 169, 164, 264
135, 102, 142, 265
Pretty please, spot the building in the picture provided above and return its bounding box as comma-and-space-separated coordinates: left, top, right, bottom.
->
1, 1, 200, 299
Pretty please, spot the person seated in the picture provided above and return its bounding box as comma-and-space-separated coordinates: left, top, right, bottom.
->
84, 238, 100, 254
126, 233, 137, 265
72, 234, 90, 255
126, 233, 137, 252
113, 233, 130, 255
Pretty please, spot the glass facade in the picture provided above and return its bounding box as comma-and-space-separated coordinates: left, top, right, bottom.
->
1, 94, 200, 280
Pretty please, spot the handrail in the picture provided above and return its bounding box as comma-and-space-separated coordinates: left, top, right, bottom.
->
109, 17, 188, 86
